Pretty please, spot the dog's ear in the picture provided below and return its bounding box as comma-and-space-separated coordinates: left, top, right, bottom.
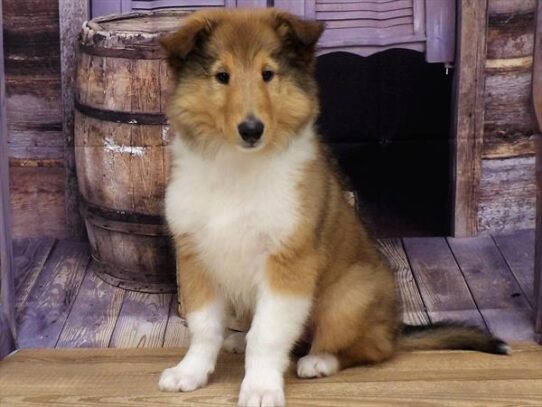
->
160, 13, 217, 70
273, 11, 324, 65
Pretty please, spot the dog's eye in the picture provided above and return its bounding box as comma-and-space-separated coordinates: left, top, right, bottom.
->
262, 70, 274, 82
215, 72, 230, 84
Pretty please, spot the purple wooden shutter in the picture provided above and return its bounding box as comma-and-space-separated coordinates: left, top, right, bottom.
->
91, 0, 244, 17
130, 0, 233, 10
276, 0, 455, 64
309, 0, 426, 56
128, 0, 268, 10
273, 0, 304, 16
92, 0, 132, 17
91, 0, 269, 16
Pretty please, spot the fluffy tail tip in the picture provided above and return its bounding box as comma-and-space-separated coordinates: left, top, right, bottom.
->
400, 322, 511, 355
495, 341, 512, 355
478, 336, 511, 355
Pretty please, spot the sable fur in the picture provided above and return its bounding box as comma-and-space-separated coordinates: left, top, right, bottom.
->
158, 9, 508, 406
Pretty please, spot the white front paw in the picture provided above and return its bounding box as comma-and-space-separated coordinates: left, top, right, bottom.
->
223, 332, 246, 353
238, 371, 285, 407
158, 365, 209, 392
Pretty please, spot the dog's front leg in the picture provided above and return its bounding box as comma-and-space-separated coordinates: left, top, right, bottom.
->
159, 252, 225, 392
238, 257, 314, 407
159, 299, 225, 392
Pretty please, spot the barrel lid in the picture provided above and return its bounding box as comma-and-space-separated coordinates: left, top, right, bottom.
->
80, 10, 192, 59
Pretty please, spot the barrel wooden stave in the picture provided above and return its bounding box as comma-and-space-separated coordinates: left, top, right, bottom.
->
78, 56, 169, 114
74, 113, 170, 215
86, 221, 175, 293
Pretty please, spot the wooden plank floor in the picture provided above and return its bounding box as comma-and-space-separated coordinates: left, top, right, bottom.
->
11, 229, 538, 349
1, 345, 541, 406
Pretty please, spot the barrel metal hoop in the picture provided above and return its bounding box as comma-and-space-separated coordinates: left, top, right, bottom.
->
92, 257, 176, 294
80, 199, 169, 236
74, 98, 168, 125
79, 43, 165, 60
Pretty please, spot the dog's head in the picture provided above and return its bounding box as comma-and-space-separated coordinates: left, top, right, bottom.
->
161, 9, 324, 154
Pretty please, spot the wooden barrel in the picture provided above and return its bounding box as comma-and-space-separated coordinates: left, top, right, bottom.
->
75, 11, 190, 293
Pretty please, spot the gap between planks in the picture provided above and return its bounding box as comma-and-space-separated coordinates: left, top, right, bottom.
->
491, 229, 535, 307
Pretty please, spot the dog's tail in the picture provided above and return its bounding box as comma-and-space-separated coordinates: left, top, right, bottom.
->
398, 322, 510, 355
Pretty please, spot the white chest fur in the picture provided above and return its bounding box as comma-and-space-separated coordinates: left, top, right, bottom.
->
165, 130, 317, 312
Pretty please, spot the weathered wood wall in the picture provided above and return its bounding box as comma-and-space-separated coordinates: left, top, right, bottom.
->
478, 0, 538, 232
0, 0, 16, 358
533, 0, 542, 343
3, 0, 66, 238
3, 0, 539, 238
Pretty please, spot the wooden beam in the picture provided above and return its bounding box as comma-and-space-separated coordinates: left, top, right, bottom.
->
534, 0, 542, 125
533, 0, 542, 345
535, 137, 542, 344
0, 0, 16, 358
452, 0, 489, 237
59, 0, 89, 238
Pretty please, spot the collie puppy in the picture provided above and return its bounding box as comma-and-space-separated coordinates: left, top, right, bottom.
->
158, 9, 508, 407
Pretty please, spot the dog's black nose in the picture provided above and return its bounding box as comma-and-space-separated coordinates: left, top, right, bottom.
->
238, 118, 264, 145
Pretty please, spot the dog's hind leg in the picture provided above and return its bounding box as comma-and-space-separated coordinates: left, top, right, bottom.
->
223, 331, 246, 353
298, 263, 397, 378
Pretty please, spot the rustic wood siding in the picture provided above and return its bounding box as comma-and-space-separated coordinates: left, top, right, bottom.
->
0, 0, 16, 358
4, 0, 62, 162
479, 156, 536, 232
483, 3, 537, 158
3, 0, 66, 238
478, 0, 538, 232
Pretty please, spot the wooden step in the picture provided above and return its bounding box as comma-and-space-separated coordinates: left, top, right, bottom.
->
1, 344, 541, 406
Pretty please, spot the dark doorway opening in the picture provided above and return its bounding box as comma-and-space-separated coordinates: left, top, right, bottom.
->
315, 50, 454, 237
